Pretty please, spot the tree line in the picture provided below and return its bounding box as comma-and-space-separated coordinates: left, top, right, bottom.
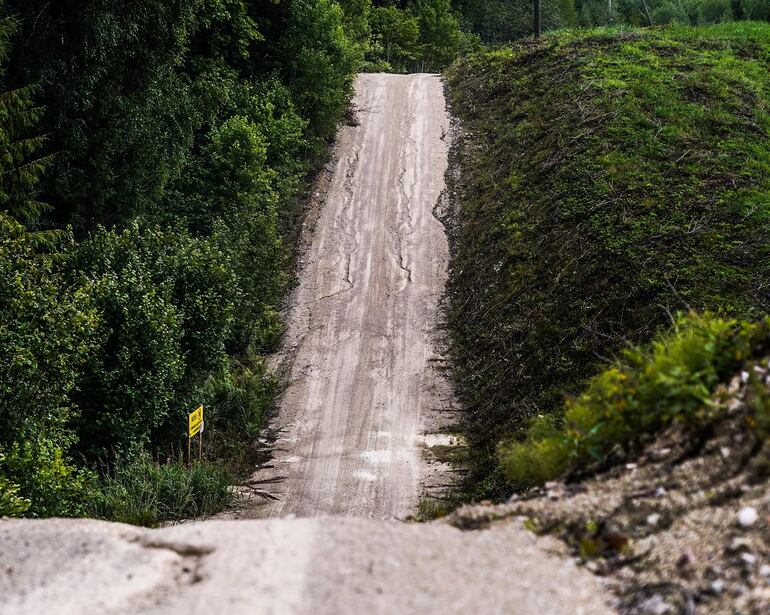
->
0, 0, 358, 520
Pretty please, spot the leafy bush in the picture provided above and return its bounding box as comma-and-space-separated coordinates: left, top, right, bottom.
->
446, 24, 770, 495
1, 438, 95, 517
68, 223, 248, 458
0, 230, 99, 514
191, 359, 277, 477
202, 359, 277, 439
92, 455, 232, 527
0, 471, 29, 517
203, 114, 286, 352
0, 232, 95, 444
501, 314, 770, 486
69, 226, 186, 459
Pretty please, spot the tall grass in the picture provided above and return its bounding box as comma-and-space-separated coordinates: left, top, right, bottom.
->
91, 455, 232, 527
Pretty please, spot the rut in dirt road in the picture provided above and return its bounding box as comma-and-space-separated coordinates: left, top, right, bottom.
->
232, 73, 456, 518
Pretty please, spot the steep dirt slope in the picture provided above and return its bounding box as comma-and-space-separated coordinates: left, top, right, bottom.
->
232, 73, 457, 518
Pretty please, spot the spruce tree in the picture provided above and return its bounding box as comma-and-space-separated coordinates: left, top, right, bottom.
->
0, 13, 50, 234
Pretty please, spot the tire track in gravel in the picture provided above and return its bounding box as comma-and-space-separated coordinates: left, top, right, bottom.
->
231, 73, 457, 519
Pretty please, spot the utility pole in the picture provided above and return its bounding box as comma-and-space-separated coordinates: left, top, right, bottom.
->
640, 0, 653, 25
534, 0, 541, 37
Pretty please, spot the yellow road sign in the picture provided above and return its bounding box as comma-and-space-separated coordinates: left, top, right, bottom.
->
189, 405, 203, 438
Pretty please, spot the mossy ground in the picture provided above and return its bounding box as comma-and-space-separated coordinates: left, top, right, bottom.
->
445, 23, 770, 497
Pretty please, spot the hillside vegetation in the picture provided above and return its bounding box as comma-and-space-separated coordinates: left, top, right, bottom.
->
446, 23, 770, 496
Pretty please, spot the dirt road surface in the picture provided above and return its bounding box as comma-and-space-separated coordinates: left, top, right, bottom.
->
237, 73, 457, 518
1, 518, 612, 615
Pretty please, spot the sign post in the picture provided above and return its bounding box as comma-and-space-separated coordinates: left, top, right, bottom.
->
188, 405, 204, 465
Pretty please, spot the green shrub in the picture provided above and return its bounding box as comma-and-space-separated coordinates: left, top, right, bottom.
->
69, 225, 186, 459
0, 230, 99, 514
1, 438, 95, 517
446, 24, 770, 495
0, 470, 29, 517
191, 359, 277, 478
0, 231, 96, 444
163, 82, 301, 354
203, 114, 287, 353
501, 314, 770, 487
92, 455, 232, 527
68, 223, 247, 458
201, 359, 277, 439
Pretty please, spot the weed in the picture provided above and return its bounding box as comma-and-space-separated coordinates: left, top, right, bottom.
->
91, 455, 232, 527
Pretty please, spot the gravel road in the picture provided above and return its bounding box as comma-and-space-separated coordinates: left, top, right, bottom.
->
237, 73, 457, 518
1, 517, 613, 614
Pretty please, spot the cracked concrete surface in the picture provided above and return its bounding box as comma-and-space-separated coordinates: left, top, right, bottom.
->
231, 73, 459, 518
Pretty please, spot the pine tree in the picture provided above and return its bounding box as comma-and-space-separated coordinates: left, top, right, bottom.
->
0, 13, 51, 235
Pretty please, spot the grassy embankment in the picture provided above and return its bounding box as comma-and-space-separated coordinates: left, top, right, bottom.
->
445, 23, 770, 497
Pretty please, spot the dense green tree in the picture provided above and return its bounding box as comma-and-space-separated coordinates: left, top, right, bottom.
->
0, 230, 98, 515
412, 0, 462, 70
3, 0, 200, 228
454, 0, 565, 42
0, 15, 50, 234
0, 0, 362, 520
653, 1, 691, 22
339, 0, 374, 51
369, 4, 422, 70
278, 0, 358, 148
742, 0, 770, 19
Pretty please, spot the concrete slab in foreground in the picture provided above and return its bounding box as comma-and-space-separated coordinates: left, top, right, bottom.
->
1, 517, 613, 615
